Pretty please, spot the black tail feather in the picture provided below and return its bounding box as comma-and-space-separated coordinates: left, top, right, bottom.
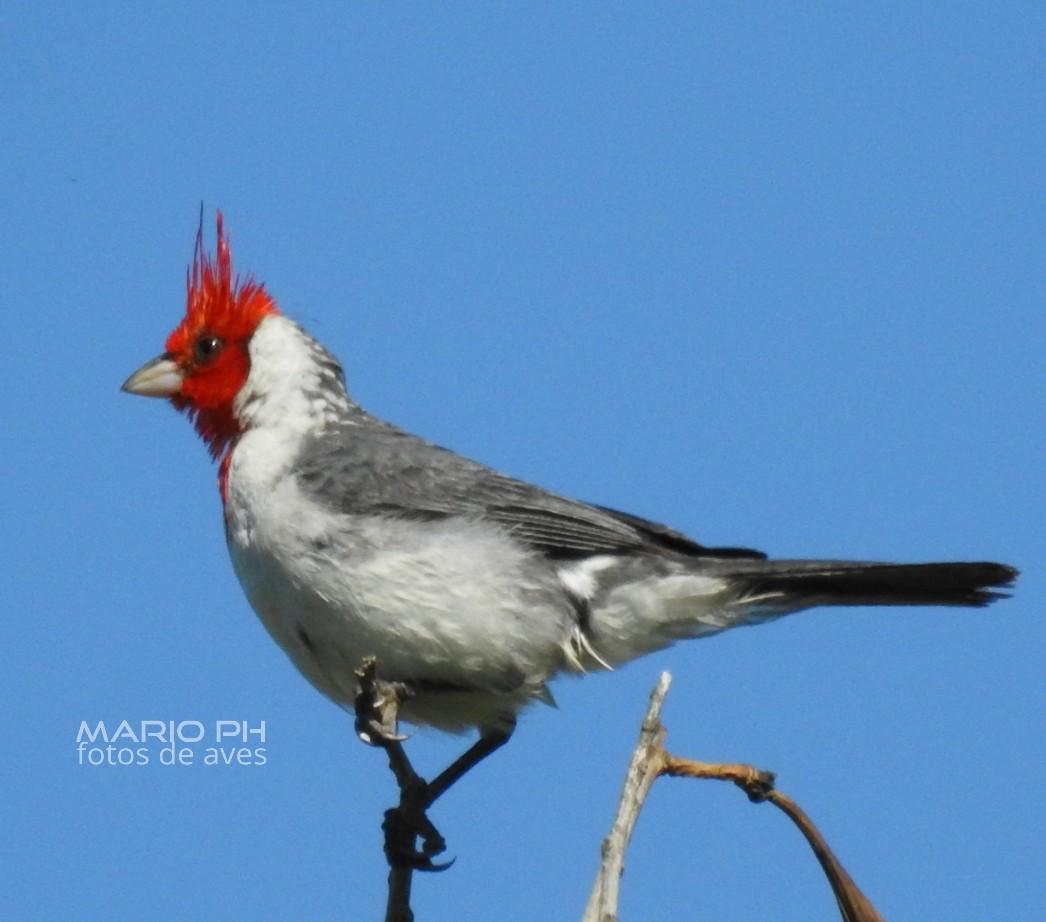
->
723, 560, 1018, 609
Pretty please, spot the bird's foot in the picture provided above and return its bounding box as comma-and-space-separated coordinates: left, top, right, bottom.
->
354, 656, 410, 745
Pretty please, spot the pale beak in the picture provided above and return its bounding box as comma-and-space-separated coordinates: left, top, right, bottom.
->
121, 354, 184, 398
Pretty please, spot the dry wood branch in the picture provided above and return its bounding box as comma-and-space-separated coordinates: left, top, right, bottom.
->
584, 671, 885, 922
763, 790, 885, 922
583, 672, 673, 922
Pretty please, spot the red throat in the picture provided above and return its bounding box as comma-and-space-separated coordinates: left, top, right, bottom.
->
164, 211, 280, 460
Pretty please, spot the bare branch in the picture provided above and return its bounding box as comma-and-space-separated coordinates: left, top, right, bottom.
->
582, 671, 672, 922
384, 862, 414, 922
762, 790, 885, 922
660, 753, 775, 797
583, 672, 886, 922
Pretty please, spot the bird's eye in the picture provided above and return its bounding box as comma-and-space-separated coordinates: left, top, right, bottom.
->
193, 334, 224, 364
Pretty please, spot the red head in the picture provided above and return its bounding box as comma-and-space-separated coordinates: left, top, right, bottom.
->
123, 212, 279, 458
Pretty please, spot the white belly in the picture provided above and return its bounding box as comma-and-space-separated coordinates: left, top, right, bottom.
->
224, 470, 575, 729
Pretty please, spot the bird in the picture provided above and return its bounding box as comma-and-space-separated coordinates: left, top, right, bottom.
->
123, 212, 1016, 800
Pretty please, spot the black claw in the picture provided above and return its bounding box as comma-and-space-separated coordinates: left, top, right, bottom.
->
390, 850, 455, 873
395, 852, 455, 872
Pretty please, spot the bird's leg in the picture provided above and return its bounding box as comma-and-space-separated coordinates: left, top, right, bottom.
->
353, 658, 516, 871
382, 719, 515, 871
354, 659, 449, 869
381, 723, 514, 870
422, 721, 515, 807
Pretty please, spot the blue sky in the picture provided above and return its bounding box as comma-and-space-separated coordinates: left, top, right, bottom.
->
2, 4, 1042, 920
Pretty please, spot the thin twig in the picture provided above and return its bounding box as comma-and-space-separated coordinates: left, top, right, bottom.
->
584, 672, 886, 922
582, 671, 673, 922
764, 790, 885, 922
384, 858, 413, 922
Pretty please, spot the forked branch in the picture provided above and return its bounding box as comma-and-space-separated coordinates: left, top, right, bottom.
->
583, 672, 885, 922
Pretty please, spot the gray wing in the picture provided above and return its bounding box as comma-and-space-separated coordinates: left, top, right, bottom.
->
294, 421, 765, 561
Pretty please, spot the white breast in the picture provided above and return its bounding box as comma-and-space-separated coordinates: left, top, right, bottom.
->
223, 403, 577, 728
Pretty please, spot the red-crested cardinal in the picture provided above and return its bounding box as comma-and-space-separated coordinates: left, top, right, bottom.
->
123, 213, 1016, 755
